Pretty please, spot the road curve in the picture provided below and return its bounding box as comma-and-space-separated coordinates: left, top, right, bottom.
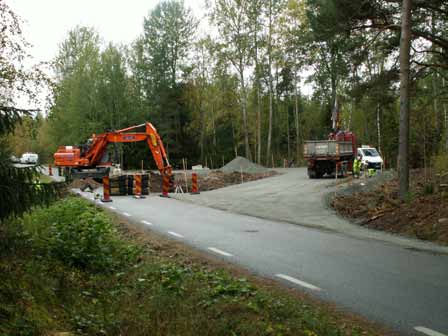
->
76, 190, 448, 336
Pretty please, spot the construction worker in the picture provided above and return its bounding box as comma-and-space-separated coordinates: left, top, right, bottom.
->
353, 155, 361, 178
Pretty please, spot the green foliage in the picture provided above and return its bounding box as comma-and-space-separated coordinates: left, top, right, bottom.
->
43, 0, 447, 171
22, 197, 140, 272
1, 197, 377, 336
433, 153, 448, 175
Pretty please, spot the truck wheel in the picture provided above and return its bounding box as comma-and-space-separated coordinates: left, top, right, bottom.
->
308, 168, 316, 179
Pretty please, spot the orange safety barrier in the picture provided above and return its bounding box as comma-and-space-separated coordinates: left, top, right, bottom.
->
48, 164, 53, 176
101, 176, 112, 202
160, 174, 170, 198
134, 174, 146, 199
190, 172, 200, 194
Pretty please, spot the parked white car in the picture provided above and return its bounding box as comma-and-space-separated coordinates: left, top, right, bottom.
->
357, 146, 383, 170
20, 152, 39, 164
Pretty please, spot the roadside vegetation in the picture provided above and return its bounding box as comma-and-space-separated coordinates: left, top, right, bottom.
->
332, 167, 448, 245
1, 196, 386, 336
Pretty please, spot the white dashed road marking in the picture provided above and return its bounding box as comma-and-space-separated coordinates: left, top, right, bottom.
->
168, 231, 183, 238
122, 212, 131, 217
208, 247, 233, 257
109, 206, 116, 210
414, 327, 447, 336
141, 220, 152, 226
275, 274, 321, 291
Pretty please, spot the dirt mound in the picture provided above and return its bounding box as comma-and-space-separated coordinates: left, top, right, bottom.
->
173, 170, 278, 192
220, 156, 269, 174
69, 177, 102, 190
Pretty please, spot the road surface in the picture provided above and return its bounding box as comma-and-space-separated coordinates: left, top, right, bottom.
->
74, 186, 448, 336
173, 168, 448, 254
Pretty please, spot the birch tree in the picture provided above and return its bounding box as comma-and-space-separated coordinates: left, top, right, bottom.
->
211, 0, 252, 160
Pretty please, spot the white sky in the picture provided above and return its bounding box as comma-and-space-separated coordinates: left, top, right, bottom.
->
8, 0, 207, 64
7, 0, 311, 109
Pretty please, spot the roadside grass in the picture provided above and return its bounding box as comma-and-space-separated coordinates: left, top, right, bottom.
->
1, 197, 384, 336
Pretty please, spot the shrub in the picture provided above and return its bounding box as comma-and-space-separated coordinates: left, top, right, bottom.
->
22, 197, 140, 272
433, 153, 448, 175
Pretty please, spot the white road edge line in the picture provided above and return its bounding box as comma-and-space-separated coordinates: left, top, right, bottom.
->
208, 247, 233, 257
168, 231, 183, 238
141, 220, 152, 226
109, 206, 116, 210
415, 326, 447, 336
122, 212, 131, 217
275, 274, 321, 291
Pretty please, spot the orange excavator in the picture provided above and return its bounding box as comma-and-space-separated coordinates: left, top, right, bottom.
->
53, 122, 172, 180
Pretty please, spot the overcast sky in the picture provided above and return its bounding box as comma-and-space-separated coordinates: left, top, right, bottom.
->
8, 0, 207, 64
7, 0, 311, 109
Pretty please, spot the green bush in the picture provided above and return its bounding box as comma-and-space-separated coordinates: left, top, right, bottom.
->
433, 153, 448, 175
21, 197, 140, 272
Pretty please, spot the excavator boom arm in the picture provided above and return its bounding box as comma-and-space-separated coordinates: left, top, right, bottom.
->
55, 122, 172, 177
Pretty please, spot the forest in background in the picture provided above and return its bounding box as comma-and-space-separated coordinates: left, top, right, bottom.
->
8, 0, 448, 171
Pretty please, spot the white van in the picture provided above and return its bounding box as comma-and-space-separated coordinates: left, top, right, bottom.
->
357, 146, 383, 170
20, 152, 39, 164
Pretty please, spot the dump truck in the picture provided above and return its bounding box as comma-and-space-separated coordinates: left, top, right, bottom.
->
303, 100, 357, 178
304, 131, 357, 178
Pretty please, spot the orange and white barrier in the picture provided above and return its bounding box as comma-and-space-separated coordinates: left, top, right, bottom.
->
134, 174, 145, 199
190, 173, 200, 194
101, 176, 112, 202
160, 174, 170, 198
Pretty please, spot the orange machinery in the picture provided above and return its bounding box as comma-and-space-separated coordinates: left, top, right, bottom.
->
53, 122, 172, 179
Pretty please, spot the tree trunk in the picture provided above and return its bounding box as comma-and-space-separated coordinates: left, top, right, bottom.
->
241, 84, 251, 160
377, 103, 381, 154
211, 102, 217, 148
294, 75, 300, 163
231, 119, 238, 157
237, 58, 251, 160
266, 0, 274, 166
398, 0, 412, 200
348, 102, 353, 131
257, 86, 262, 163
286, 101, 290, 160
253, 18, 262, 164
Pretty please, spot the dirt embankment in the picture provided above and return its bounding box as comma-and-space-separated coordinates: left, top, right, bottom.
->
331, 170, 448, 245
174, 170, 278, 192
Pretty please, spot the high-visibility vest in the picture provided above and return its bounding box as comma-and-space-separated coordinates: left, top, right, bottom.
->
353, 159, 361, 170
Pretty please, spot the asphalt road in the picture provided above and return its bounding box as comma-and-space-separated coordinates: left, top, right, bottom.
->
174, 168, 448, 254
75, 188, 448, 336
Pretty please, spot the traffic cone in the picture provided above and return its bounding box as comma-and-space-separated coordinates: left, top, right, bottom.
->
48, 164, 53, 176
190, 173, 200, 194
134, 174, 145, 199
160, 173, 170, 198
101, 176, 112, 202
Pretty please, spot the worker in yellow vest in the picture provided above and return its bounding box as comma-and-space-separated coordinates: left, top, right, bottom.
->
353, 156, 361, 178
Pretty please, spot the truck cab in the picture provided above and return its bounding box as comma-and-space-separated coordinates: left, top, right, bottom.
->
357, 146, 383, 170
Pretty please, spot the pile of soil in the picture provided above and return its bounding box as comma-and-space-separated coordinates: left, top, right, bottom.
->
69, 177, 102, 190
331, 170, 448, 245
199, 170, 277, 191
221, 156, 269, 174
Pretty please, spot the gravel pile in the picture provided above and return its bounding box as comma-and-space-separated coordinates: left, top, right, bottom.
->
220, 156, 269, 174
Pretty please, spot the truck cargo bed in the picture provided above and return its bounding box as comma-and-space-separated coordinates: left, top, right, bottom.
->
304, 140, 353, 157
